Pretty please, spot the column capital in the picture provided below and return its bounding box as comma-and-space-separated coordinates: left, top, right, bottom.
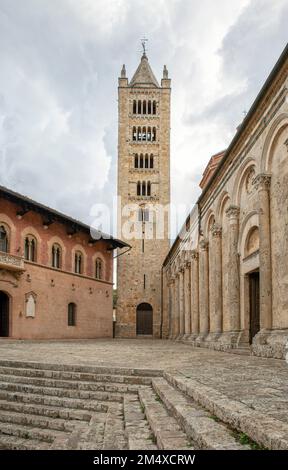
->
211, 223, 222, 238
226, 205, 240, 220
199, 239, 208, 251
191, 249, 199, 260
253, 173, 271, 191
185, 260, 191, 269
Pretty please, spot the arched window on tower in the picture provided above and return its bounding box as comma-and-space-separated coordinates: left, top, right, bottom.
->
150, 154, 154, 168
132, 126, 137, 141
137, 100, 141, 114
142, 127, 146, 141
147, 181, 151, 196
142, 181, 146, 196
0, 225, 8, 253
140, 154, 144, 168
137, 181, 141, 196
24, 235, 36, 262
153, 100, 157, 115
137, 127, 141, 141
52, 243, 61, 269
134, 154, 138, 168
145, 154, 149, 168
152, 127, 156, 142
147, 127, 151, 141
143, 100, 147, 114
133, 100, 137, 114
148, 100, 151, 114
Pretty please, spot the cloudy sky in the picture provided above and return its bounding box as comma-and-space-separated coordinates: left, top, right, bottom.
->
0, 0, 287, 238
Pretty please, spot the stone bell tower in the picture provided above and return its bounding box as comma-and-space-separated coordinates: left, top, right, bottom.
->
116, 51, 171, 338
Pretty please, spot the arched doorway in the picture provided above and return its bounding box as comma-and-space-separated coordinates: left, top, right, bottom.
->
136, 303, 153, 335
0, 292, 9, 337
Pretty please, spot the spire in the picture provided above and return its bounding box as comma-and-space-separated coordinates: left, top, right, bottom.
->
129, 53, 159, 88
121, 64, 126, 78
163, 65, 168, 79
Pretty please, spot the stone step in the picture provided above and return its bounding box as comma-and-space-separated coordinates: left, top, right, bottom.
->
152, 377, 248, 450
138, 388, 194, 450
0, 434, 52, 450
102, 403, 127, 450
0, 389, 108, 412
0, 360, 161, 378
0, 409, 85, 432
0, 400, 92, 421
0, 365, 153, 385
0, 399, 92, 422
0, 421, 67, 443
0, 373, 143, 394
123, 395, 157, 450
0, 381, 123, 402
164, 371, 288, 450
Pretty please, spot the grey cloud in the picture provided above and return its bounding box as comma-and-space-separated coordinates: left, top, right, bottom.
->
0, 0, 287, 234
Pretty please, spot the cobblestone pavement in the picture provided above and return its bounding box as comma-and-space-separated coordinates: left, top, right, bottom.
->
0, 338, 287, 449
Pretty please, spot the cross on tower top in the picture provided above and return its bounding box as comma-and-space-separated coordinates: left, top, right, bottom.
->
141, 37, 148, 55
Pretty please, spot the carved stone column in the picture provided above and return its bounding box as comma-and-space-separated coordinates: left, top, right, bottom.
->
178, 266, 185, 338
254, 174, 272, 330
190, 250, 199, 339
168, 277, 175, 339
183, 260, 191, 337
173, 273, 180, 338
198, 239, 209, 340
209, 224, 222, 337
226, 205, 240, 335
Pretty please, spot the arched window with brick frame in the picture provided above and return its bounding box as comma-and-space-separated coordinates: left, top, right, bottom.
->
95, 258, 103, 280
0, 225, 8, 253
74, 251, 83, 274
52, 243, 61, 269
24, 235, 37, 262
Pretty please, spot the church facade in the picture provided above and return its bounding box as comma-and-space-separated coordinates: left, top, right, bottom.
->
162, 44, 288, 359
116, 53, 171, 338
0, 185, 126, 339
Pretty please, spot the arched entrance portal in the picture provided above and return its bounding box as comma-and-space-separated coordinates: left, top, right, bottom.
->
136, 303, 153, 335
0, 291, 9, 337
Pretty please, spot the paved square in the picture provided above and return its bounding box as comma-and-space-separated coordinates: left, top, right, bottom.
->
0, 339, 287, 450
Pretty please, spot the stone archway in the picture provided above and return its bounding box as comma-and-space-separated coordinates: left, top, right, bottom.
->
0, 291, 10, 337
136, 303, 153, 335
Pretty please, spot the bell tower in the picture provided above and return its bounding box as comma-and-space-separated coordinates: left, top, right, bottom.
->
116, 51, 171, 338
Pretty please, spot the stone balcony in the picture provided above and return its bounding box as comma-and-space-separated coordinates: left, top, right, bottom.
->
0, 251, 25, 272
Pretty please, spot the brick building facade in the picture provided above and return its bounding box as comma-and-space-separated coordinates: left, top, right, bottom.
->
0, 186, 127, 339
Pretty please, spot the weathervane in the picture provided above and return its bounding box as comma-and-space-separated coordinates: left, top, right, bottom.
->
141, 37, 148, 55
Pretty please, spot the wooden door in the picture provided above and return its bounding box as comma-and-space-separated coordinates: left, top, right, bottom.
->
136, 303, 153, 335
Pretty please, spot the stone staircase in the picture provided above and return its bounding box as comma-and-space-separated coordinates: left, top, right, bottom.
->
0, 359, 285, 450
